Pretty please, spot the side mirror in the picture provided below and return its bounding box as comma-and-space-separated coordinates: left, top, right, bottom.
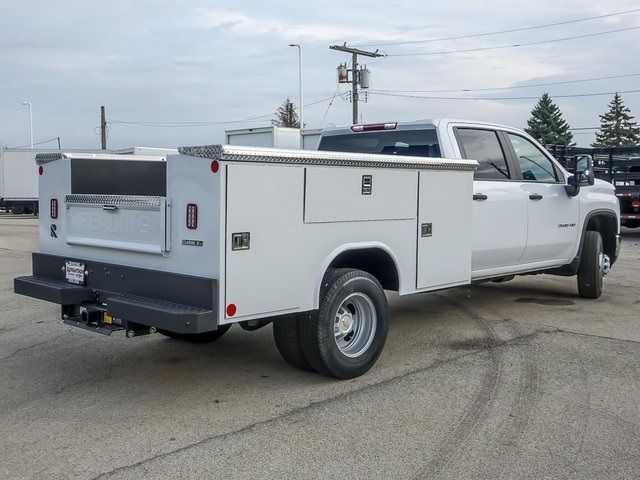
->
565, 155, 594, 197
574, 154, 595, 186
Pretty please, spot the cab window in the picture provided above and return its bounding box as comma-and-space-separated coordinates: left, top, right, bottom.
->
455, 128, 510, 180
507, 134, 558, 182
318, 129, 441, 157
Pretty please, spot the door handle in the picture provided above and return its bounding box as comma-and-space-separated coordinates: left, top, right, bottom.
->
473, 193, 488, 201
529, 194, 543, 200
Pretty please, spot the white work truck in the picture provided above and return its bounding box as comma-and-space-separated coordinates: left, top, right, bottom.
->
14, 119, 621, 379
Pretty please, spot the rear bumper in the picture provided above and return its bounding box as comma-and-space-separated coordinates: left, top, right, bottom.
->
14, 253, 218, 334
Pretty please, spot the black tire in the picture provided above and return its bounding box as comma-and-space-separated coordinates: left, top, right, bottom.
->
577, 231, 604, 299
159, 323, 232, 343
299, 268, 388, 379
273, 313, 315, 371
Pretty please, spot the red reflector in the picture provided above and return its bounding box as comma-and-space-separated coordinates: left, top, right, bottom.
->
226, 304, 237, 317
38, 165, 44, 175
186, 203, 198, 229
50, 198, 58, 219
211, 160, 220, 173
351, 122, 397, 132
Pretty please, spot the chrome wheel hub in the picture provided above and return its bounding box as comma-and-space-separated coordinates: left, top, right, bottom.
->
334, 293, 377, 358
338, 313, 353, 334
599, 253, 611, 277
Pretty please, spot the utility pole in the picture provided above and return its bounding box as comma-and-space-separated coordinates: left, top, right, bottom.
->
330, 44, 383, 124
100, 105, 107, 150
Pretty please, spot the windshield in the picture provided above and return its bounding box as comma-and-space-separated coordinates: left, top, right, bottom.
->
318, 128, 441, 157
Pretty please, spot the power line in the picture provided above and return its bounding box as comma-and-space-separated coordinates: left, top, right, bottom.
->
367, 88, 640, 101
385, 26, 640, 57
7, 137, 60, 149
111, 95, 344, 128
320, 86, 342, 127
372, 73, 640, 94
355, 8, 640, 47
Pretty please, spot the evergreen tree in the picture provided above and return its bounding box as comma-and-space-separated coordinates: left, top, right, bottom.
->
272, 98, 300, 128
525, 93, 575, 147
592, 93, 640, 147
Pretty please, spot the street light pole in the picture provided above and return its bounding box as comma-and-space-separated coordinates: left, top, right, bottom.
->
21, 102, 33, 149
289, 43, 303, 148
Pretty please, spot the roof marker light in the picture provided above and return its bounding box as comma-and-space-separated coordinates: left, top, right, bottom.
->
351, 122, 397, 132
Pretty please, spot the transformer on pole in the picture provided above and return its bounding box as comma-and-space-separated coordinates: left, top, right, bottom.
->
330, 44, 383, 125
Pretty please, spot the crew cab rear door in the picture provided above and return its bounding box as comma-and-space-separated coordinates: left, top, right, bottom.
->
452, 126, 528, 274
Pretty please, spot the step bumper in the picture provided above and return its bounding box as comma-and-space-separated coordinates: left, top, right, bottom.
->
14, 253, 218, 334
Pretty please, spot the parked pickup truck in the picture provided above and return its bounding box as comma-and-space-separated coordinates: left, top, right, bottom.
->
14, 120, 621, 379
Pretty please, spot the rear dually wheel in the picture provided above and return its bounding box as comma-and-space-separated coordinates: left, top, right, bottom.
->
299, 268, 388, 379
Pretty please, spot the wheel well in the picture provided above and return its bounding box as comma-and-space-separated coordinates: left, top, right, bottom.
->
585, 213, 617, 260
328, 248, 400, 291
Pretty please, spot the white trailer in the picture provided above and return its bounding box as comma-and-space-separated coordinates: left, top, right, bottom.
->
225, 126, 301, 149
0, 147, 40, 213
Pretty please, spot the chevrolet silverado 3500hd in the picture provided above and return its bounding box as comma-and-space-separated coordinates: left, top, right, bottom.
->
14, 120, 621, 379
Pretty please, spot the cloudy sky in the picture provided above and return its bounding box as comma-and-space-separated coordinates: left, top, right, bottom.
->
1, 0, 639, 149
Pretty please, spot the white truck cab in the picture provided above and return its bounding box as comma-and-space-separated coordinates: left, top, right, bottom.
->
319, 119, 621, 288
14, 120, 621, 379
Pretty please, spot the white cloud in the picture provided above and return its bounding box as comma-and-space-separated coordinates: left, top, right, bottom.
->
196, 8, 412, 43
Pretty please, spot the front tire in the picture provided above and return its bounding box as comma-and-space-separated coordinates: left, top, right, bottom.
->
159, 323, 231, 343
577, 231, 607, 299
300, 269, 388, 379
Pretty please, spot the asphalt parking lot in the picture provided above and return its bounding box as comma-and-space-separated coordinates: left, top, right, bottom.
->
1, 215, 639, 479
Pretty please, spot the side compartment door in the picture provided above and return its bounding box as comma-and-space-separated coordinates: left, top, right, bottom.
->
225, 163, 306, 321
417, 170, 473, 290
453, 128, 528, 273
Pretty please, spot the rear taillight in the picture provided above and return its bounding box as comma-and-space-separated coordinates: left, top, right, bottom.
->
50, 198, 58, 219
186, 203, 198, 229
351, 122, 397, 132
